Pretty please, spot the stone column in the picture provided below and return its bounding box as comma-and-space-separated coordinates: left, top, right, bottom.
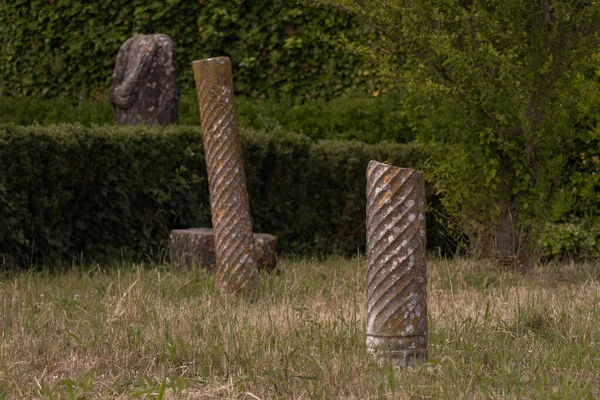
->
192, 57, 258, 294
365, 160, 428, 367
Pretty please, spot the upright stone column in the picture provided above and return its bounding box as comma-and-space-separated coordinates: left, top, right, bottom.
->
192, 57, 258, 294
365, 160, 428, 367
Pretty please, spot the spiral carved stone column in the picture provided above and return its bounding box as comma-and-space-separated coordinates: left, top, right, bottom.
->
366, 160, 428, 367
193, 57, 258, 294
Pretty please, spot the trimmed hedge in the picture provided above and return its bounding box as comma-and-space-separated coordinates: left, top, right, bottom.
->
237, 92, 417, 143
0, 124, 436, 266
0, 97, 115, 126
0, 93, 416, 144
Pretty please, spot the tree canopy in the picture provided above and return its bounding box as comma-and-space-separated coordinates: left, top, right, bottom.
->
316, 0, 600, 261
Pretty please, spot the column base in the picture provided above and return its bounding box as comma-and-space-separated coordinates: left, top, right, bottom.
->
366, 335, 428, 367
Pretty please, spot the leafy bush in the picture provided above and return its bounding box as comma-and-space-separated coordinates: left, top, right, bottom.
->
532, 76, 600, 261
550, 78, 600, 225
537, 219, 600, 261
0, 124, 435, 267
0, 1, 394, 100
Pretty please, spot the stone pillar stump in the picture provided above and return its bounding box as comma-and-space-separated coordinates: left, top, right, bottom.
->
365, 160, 428, 367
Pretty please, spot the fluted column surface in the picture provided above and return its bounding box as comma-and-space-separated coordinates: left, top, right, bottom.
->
366, 160, 427, 367
193, 57, 257, 294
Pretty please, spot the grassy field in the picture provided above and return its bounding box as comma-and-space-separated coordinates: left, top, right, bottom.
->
0, 256, 599, 399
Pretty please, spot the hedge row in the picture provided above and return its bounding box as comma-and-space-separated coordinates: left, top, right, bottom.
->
0, 92, 417, 144
0, 0, 394, 100
0, 124, 439, 267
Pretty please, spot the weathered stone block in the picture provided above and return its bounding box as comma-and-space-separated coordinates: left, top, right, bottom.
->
110, 34, 179, 126
170, 228, 277, 272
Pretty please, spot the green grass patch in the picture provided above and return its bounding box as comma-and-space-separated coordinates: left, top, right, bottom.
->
0, 257, 599, 398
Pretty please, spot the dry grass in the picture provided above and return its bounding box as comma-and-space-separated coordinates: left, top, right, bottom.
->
0, 256, 599, 399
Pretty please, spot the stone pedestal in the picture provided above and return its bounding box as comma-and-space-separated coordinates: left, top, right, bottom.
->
365, 160, 428, 367
170, 228, 277, 272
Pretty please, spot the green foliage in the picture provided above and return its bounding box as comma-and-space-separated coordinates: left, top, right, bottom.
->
537, 218, 600, 261
0, 92, 416, 143
237, 91, 417, 143
0, 0, 392, 100
0, 124, 432, 267
317, 0, 600, 259
550, 74, 600, 223
536, 69, 600, 261
0, 97, 114, 126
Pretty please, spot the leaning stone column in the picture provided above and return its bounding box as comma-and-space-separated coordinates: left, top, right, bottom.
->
192, 57, 258, 294
365, 160, 428, 367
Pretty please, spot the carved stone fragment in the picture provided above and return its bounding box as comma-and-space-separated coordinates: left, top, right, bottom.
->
192, 57, 258, 294
170, 228, 278, 272
365, 160, 428, 367
110, 34, 179, 126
